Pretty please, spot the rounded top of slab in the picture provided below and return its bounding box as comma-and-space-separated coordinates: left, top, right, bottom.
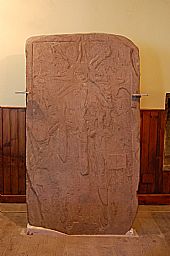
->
26, 33, 139, 51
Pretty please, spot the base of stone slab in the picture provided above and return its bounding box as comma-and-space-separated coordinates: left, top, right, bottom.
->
27, 223, 138, 237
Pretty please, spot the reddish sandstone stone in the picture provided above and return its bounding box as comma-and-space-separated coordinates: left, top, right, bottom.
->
26, 34, 140, 235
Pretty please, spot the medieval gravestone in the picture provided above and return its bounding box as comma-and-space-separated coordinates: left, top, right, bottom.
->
26, 33, 140, 235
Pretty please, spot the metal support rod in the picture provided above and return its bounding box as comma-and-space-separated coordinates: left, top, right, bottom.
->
15, 91, 29, 94
132, 93, 148, 98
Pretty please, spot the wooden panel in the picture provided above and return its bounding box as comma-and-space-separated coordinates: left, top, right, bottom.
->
163, 172, 170, 193
142, 174, 154, 184
3, 108, 11, 194
138, 111, 150, 193
138, 110, 166, 195
10, 109, 19, 194
0, 107, 26, 202
0, 107, 170, 204
155, 111, 166, 192
147, 111, 158, 193
18, 109, 26, 195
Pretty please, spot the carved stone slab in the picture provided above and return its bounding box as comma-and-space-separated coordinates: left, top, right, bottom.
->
26, 34, 140, 235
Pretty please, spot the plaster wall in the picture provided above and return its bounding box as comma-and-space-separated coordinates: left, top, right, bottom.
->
0, 0, 170, 108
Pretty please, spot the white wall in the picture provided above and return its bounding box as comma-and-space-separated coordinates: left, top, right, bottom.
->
0, 0, 170, 108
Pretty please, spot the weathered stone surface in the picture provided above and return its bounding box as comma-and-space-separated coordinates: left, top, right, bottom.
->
26, 33, 140, 235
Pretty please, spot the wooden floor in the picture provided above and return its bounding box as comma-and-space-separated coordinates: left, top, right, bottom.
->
0, 204, 170, 255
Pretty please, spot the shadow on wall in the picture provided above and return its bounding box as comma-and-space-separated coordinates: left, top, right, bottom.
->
0, 54, 26, 107
140, 44, 165, 109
